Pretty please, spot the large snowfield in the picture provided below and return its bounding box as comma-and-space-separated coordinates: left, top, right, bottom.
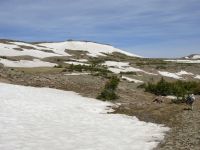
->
0, 83, 169, 150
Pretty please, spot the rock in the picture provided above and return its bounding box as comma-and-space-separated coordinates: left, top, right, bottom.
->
0, 63, 4, 68
153, 96, 164, 103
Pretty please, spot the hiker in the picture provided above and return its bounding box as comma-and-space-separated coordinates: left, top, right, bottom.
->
186, 94, 196, 110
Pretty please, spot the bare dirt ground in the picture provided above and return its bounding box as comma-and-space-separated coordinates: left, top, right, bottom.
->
0, 67, 200, 150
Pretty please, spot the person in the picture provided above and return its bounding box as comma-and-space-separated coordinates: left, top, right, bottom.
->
186, 94, 196, 110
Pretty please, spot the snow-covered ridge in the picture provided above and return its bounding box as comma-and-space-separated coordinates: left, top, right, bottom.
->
184, 54, 200, 60
0, 83, 169, 150
191, 55, 200, 59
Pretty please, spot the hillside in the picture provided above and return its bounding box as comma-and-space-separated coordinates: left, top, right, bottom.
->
1, 39, 200, 82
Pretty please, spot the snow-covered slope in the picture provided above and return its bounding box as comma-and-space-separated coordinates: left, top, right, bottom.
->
0, 41, 63, 58
0, 83, 169, 150
39, 41, 140, 57
0, 40, 140, 58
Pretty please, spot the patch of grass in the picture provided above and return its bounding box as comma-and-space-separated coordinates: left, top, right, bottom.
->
15, 67, 64, 74
156, 65, 167, 69
120, 71, 137, 75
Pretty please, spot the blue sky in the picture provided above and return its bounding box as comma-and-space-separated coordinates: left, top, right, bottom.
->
0, 0, 200, 58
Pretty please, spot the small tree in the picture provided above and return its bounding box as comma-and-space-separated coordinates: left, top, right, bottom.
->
97, 76, 120, 101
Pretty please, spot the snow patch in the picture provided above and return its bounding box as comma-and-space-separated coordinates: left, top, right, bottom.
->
165, 95, 177, 100
0, 58, 57, 67
65, 73, 90, 76
194, 75, 200, 79
0, 42, 63, 58
65, 61, 89, 66
176, 70, 194, 76
158, 70, 194, 79
103, 61, 157, 75
192, 55, 200, 59
104, 61, 130, 68
165, 60, 200, 63
158, 71, 182, 79
0, 83, 169, 150
122, 76, 144, 83
70, 58, 88, 62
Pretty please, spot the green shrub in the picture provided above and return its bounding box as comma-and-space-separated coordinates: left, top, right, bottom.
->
68, 64, 111, 75
97, 76, 120, 101
139, 78, 200, 99
54, 64, 63, 68
120, 71, 137, 75
89, 58, 105, 67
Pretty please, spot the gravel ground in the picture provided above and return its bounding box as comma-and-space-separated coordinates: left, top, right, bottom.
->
157, 100, 200, 150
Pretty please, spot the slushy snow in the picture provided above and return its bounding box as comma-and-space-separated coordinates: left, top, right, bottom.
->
0, 83, 169, 150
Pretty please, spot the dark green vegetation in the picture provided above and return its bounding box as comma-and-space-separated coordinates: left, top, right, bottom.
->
67, 64, 112, 78
139, 78, 200, 99
97, 76, 120, 101
120, 71, 137, 75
